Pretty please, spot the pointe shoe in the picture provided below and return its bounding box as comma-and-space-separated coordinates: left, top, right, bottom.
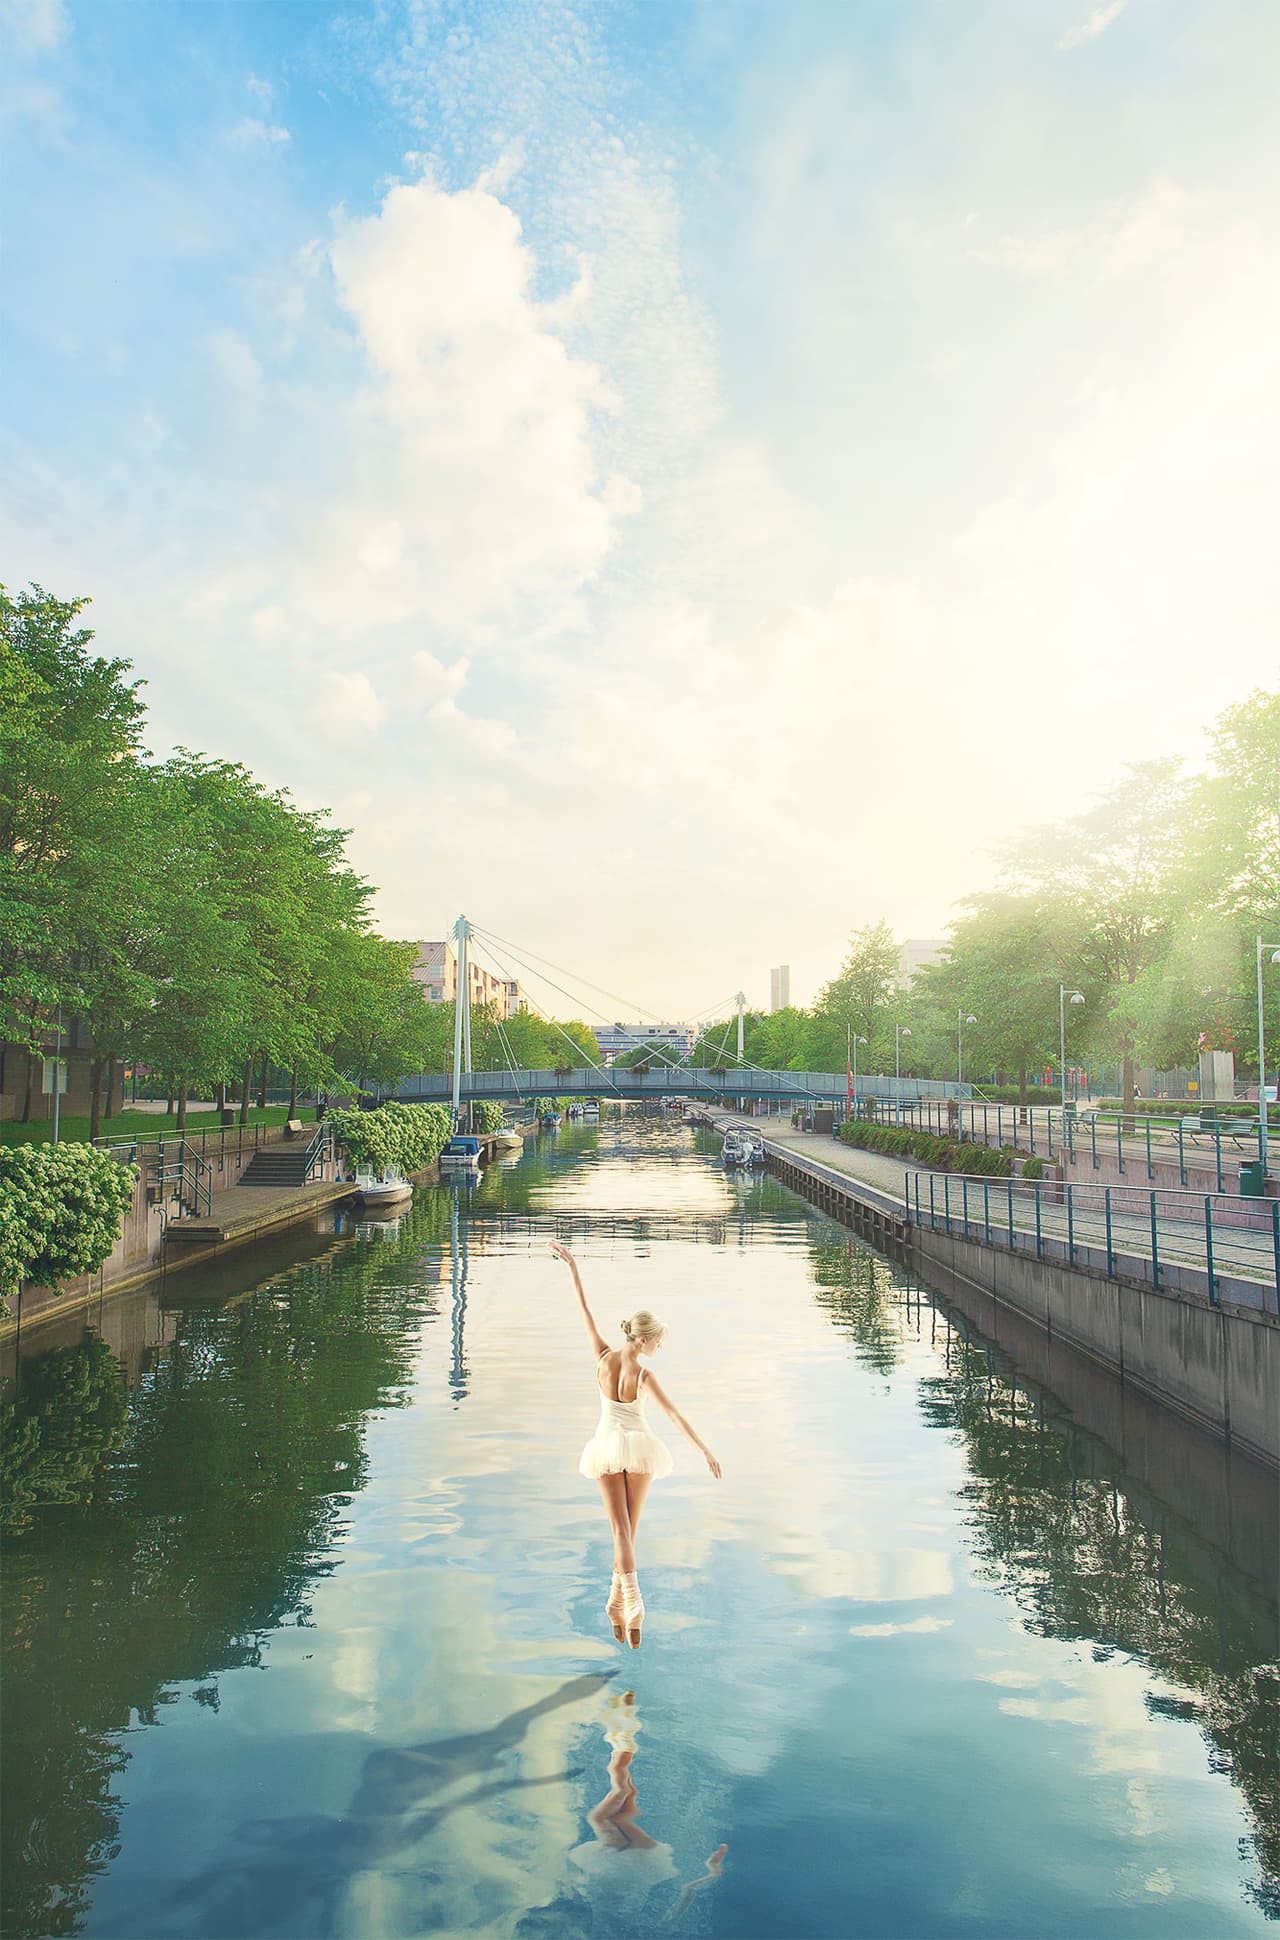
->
605, 1572, 626, 1642
618, 1571, 644, 1649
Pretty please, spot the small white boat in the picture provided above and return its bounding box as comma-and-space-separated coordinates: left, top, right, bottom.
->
491, 1130, 523, 1153
439, 1136, 485, 1170
541, 1112, 561, 1128
582, 1104, 600, 1121
722, 1126, 766, 1168
356, 1171, 414, 1207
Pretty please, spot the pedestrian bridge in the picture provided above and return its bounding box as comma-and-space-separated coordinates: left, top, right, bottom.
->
390, 1067, 970, 1105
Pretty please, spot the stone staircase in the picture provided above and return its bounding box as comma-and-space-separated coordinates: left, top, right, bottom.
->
238, 1143, 318, 1188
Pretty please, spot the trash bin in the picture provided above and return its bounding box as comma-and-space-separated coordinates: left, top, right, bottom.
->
1239, 1160, 1266, 1197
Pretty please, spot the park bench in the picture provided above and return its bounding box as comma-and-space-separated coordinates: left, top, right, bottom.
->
283, 1118, 305, 1138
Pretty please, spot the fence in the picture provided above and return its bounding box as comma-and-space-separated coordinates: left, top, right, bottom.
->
870, 1099, 1268, 1193
904, 1169, 1278, 1314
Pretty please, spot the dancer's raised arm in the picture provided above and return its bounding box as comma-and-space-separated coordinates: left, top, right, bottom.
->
640, 1372, 722, 1478
548, 1241, 608, 1359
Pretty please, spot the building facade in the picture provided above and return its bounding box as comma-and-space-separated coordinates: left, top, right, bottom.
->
411, 942, 522, 1019
896, 940, 947, 986
769, 965, 791, 1012
593, 1022, 695, 1065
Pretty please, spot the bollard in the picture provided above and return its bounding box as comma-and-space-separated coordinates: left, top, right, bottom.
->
1149, 1191, 1160, 1288
1204, 1197, 1218, 1306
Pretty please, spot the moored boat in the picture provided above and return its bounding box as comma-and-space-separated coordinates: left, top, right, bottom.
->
440, 1135, 485, 1170
356, 1171, 414, 1207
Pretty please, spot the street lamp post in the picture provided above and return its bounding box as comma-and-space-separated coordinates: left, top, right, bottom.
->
1059, 986, 1084, 1114
895, 1024, 912, 1118
1256, 936, 1280, 1168
957, 1009, 977, 1087
851, 1032, 868, 1112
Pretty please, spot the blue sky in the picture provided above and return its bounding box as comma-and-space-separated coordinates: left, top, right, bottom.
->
4, 0, 1278, 1016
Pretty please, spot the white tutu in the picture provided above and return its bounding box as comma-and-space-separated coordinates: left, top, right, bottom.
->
579, 1394, 673, 1479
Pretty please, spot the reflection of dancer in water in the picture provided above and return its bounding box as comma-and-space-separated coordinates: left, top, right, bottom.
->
568, 1692, 728, 1925
549, 1241, 721, 1647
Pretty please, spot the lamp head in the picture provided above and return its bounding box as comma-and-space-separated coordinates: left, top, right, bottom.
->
1069, 992, 1085, 1005
902, 1027, 912, 1038
1271, 951, 1280, 966
966, 1014, 978, 1025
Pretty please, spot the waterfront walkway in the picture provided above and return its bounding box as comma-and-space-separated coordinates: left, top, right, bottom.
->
704, 1115, 1279, 1309
167, 1179, 354, 1246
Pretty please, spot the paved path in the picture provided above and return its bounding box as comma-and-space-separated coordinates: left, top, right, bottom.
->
704, 1114, 1278, 1307
168, 1179, 355, 1244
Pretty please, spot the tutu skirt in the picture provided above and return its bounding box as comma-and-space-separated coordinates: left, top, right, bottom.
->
579, 1420, 674, 1480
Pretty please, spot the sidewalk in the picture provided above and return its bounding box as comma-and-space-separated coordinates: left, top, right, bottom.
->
701, 1113, 1277, 1305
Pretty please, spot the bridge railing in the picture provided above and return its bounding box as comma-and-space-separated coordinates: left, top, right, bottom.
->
392, 1067, 973, 1103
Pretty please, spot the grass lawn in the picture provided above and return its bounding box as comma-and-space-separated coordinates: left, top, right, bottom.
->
0, 1105, 303, 1147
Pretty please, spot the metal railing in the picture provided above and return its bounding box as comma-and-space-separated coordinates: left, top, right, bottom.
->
869, 1098, 1272, 1193
904, 1169, 1278, 1313
144, 1140, 213, 1218
300, 1122, 333, 1182
94, 1119, 284, 1169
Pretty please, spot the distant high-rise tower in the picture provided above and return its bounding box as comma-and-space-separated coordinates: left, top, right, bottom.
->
769, 964, 791, 1012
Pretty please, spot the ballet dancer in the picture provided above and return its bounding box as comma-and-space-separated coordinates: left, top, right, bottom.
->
548, 1240, 721, 1648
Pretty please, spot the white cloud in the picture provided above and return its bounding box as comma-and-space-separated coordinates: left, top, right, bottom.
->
311, 670, 387, 735
311, 173, 631, 628
970, 177, 1203, 282
203, 327, 262, 387
1, 0, 68, 57
849, 1616, 954, 1637
1058, 1, 1128, 51
411, 651, 469, 704
246, 74, 275, 107
225, 116, 291, 148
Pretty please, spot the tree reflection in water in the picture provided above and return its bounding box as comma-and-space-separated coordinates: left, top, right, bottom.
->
808, 1230, 1280, 1919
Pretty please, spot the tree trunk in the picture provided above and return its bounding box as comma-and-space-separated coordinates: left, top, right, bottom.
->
106, 1054, 121, 1120
214, 1080, 227, 1113
20, 1049, 35, 1123
257, 1051, 268, 1112
1122, 1051, 1136, 1131
239, 1058, 252, 1125
288, 1064, 298, 1118
89, 1056, 105, 1142
165, 1083, 175, 1117
1017, 1066, 1028, 1107
176, 1082, 188, 1133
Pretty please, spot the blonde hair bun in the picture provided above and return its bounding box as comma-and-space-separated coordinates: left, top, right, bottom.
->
621, 1309, 666, 1346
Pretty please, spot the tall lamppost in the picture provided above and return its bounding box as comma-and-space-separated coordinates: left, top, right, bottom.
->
957, 1010, 977, 1087
851, 1032, 868, 1112
1059, 986, 1084, 1111
1256, 936, 1280, 1168
895, 1024, 911, 1118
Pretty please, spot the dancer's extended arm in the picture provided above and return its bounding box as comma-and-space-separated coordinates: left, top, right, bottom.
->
642, 1372, 722, 1478
548, 1242, 608, 1359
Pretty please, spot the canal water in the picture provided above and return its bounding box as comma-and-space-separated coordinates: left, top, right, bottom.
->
2, 1118, 1277, 1939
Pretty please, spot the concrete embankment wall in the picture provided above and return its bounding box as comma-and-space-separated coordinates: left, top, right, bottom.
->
4, 1131, 305, 1339
910, 1224, 1279, 1474
734, 1122, 1280, 1474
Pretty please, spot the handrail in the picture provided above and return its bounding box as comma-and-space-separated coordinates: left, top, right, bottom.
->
901, 1166, 1278, 1313
301, 1121, 332, 1183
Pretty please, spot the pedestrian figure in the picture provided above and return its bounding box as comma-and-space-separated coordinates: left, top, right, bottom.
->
548, 1240, 721, 1646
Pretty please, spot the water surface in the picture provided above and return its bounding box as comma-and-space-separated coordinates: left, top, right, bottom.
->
3, 1118, 1277, 1938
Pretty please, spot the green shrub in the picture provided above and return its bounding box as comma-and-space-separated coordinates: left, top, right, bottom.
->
327, 1101, 453, 1177
1021, 1156, 1046, 1180
971, 1085, 1062, 1105
837, 1119, 1013, 1177
0, 1143, 138, 1307
473, 1101, 505, 1134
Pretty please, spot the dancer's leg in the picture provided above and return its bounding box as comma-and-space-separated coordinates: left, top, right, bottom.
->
623, 1473, 653, 1550
597, 1474, 635, 1573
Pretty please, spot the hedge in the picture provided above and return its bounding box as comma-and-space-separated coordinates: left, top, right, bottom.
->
326, 1101, 454, 1176
473, 1101, 506, 1134
0, 1143, 138, 1308
971, 1086, 1062, 1105
837, 1118, 1013, 1177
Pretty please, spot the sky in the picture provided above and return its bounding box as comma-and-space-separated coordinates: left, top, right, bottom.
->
3, 0, 1278, 1021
